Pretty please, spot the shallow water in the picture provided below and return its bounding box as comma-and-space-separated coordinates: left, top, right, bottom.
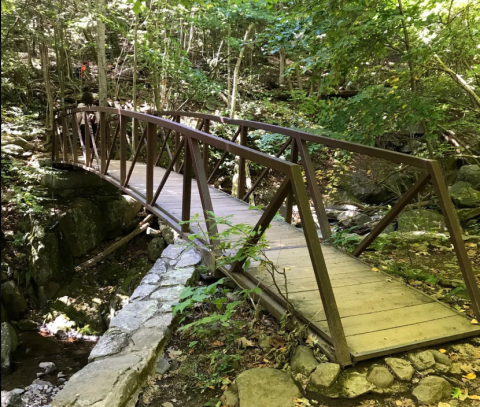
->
1, 330, 95, 391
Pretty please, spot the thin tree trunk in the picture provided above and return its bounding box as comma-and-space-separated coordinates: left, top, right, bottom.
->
230, 23, 254, 118
295, 64, 303, 91
97, 0, 108, 106
397, 0, 415, 91
227, 27, 231, 109
40, 41, 54, 133
434, 55, 480, 110
279, 47, 286, 86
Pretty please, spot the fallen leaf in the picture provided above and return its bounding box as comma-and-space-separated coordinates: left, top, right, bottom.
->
464, 372, 477, 380
439, 349, 447, 354
212, 340, 224, 348
438, 403, 450, 407
470, 395, 480, 400
237, 337, 255, 348
168, 349, 182, 359
461, 363, 474, 373
472, 319, 479, 324
271, 338, 286, 349
372, 267, 379, 272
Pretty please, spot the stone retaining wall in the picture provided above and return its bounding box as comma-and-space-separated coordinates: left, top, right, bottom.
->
52, 242, 201, 407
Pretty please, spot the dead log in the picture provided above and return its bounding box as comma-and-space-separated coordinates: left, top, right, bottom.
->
75, 214, 153, 272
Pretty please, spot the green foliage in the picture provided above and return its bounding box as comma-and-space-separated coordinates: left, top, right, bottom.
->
328, 227, 361, 252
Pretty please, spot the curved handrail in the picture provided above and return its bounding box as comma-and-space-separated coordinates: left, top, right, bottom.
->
153, 111, 434, 169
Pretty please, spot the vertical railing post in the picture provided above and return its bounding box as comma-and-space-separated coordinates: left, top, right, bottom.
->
182, 136, 192, 233
84, 112, 91, 167
175, 115, 181, 172
290, 165, 351, 366
297, 138, 332, 239
132, 117, 140, 155
203, 119, 210, 177
428, 161, 480, 318
120, 114, 127, 185
100, 112, 106, 173
72, 114, 79, 164
285, 137, 299, 223
237, 125, 248, 199
62, 116, 68, 162
146, 122, 157, 204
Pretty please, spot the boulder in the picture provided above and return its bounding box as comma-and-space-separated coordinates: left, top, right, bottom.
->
0, 136, 34, 151
449, 181, 480, 208
456, 165, 480, 188
408, 350, 436, 371
27, 220, 74, 288
429, 350, 452, 367
384, 357, 414, 381
397, 209, 446, 232
1, 303, 8, 322
1, 144, 25, 157
225, 368, 302, 407
148, 237, 165, 262
412, 376, 452, 404
290, 346, 318, 376
457, 207, 480, 223
366, 366, 394, 388
1, 389, 25, 407
338, 173, 397, 205
102, 195, 142, 238
1, 281, 27, 320
307, 363, 340, 390
342, 372, 374, 398
159, 223, 176, 245
1, 322, 18, 374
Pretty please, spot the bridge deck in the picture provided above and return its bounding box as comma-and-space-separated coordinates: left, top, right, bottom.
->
100, 160, 479, 361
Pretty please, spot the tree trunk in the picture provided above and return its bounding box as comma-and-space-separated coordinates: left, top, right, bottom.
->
97, 0, 108, 107
230, 23, 254, 118
40, 41, 54, 133
279, 47, 286, 86
295, 64, 303, 91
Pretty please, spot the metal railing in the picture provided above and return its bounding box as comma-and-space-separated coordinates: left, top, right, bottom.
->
52, 107, 480, 366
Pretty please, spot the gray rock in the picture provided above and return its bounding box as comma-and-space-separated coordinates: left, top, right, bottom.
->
1, 322, 18, 374
456, 165, 480, 188
159, 224, 175, 245
342, 372, 374, 398
384, 358, 414, 381
39, 362, 56, 374
429, 350, 452, 366
130, 284, 158, 301
130, 327, 168, 352
159, 267, 195, 287
449, 181, 480, 208
307, 363, 340, 390
398, 209, 446, 232
1, 281, 27, 320
366, 366, 394, 388
290, 346, 318, 376
156, 356, 170, 374
150, 259, 167, 275
148, 237, 165, 262
229, 368, 302, 407
161, 244, 188, 260
412, 376, 452, 404
150, 286, 184, 302
140, 273, 161, 285
1, 389, 25, 407
110, 300, 158, 332
89, 329, 130, 361
408, 350, 435, 370
176, 248, 202, 268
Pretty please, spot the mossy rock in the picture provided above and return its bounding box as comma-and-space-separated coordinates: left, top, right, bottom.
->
449, 182, 480, 208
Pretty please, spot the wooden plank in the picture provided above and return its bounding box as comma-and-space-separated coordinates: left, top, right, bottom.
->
347, 315, 480, 358
317, 302, 461, 337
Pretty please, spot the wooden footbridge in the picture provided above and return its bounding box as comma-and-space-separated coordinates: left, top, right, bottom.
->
52, 107, 480, 366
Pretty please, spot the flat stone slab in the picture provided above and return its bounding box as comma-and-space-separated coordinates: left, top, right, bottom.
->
130, 284, 159, 301
151, 286, 184, 302
110, 301, 159, 332
159, 267, 195, 287
89, 329, 130, 362
176, 248, 202, 268
161, 244, 187, 260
